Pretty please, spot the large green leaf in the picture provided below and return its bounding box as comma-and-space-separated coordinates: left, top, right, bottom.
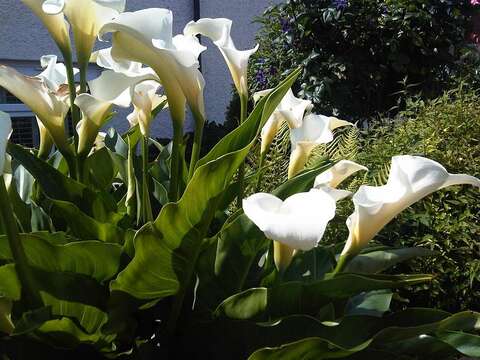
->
246, 310, 480, 359
435, 330, 480, 357
37, 317, 115, 350
50, 199, 133, 245
7, 143, 116, 220
0, 233, 121, 347
345, 290, 393, 318
110, 68, 302, 301
346, 247, 435, 274
214, 273, 432, 321
84, 147, 116, 191
249, 337, 371, 360
0, 233, 123, 283
0, 264, 21, 300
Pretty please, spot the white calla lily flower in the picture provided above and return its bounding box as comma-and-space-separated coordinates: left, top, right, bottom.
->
0, 65, 70, 153
99, 9, 207, 124
36, 117, 54, 159
342, 155, 480, 256
36, 55, 78, 157
127, 82, 167, 137
0, 112, 12, 175
76, 69, 159, 156
20, 0, 71, 55
288, 114, 352, 178
256, 88, 312, 154
314, 160, 368, 189
42, 0, 126, 68
91, 47, 156, 78
184, 18, 259, 97
38, 55, 78, 91
243, 188, 338, 270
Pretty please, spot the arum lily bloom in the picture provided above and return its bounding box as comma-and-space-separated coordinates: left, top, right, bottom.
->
289, 114, 351, 178
254, 88, 313, 155
184, 18, 259, 98
36, 55, 78, 157
313, 160, 368, 201
127, 82, 167, 137
243, 189, 337, 271
99, 9, 207, 124
342, 155, 480, 257
20, 0, 71, 55
0, 112, 12, 175
42, 0, 126, 69
0, 65, 70, 154
76, 70, 157, 157
314, 160, 368, 189
91, 47, 156, 78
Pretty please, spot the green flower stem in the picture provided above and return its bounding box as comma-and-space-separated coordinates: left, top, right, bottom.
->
63, 151, 79, 181
332, 254, 354, 275
63, 51, 80, 130
0, 177, 42, 309
79, 62, 88, 95
169, 121, 184, 202
188, 111, 205, 181
140, 136, 153, 223
63, 50, 83, 181
236, 94, 248, 208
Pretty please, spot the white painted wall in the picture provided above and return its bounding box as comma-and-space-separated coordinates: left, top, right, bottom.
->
0, 0, 277, 138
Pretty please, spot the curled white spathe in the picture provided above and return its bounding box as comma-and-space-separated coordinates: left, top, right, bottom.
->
184, 17, 258, 97
243, 189, 337, 251
342, 155, 480, 255
75, 69, 158, 155
43, 0, 126, 66
314, 160, 368, 189
99, 8, 206, 123
288, 114, 352, 178
257, 88, 312, 154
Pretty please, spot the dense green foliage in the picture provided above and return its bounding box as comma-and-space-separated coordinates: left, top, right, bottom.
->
228, 0, 479, 123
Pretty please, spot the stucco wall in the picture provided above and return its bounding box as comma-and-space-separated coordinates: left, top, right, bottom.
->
0, 0, 276, 138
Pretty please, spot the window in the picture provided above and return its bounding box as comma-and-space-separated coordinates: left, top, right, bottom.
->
0, 88, 38, 147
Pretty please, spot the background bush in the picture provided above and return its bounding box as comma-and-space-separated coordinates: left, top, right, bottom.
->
227, 0, 480, 124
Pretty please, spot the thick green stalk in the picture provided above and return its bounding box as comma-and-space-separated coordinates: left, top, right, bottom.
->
63, 151, 79, 181
169, 121, 184, 202
140, 136, 153, 223
332, 254, 354, 275
236, 94, 248, 208
79, 62, 88, 95
63, 50, 83, 181
63, 51, 80, 131
188, 111, 205, 180
0, 178, 42, 309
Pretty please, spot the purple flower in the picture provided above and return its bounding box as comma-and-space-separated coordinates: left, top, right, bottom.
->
332, 0, 348, 10
256, 70, 268, 88
280, 18, 292, 33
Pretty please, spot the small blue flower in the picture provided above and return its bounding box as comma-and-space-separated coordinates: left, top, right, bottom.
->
332, 0, 348, 10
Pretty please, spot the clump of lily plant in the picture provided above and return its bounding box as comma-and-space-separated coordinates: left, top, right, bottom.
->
0, 2, 478, 359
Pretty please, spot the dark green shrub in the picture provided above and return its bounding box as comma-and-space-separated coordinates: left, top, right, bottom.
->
327, 86, 480, 312
233, 0, 480, 122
